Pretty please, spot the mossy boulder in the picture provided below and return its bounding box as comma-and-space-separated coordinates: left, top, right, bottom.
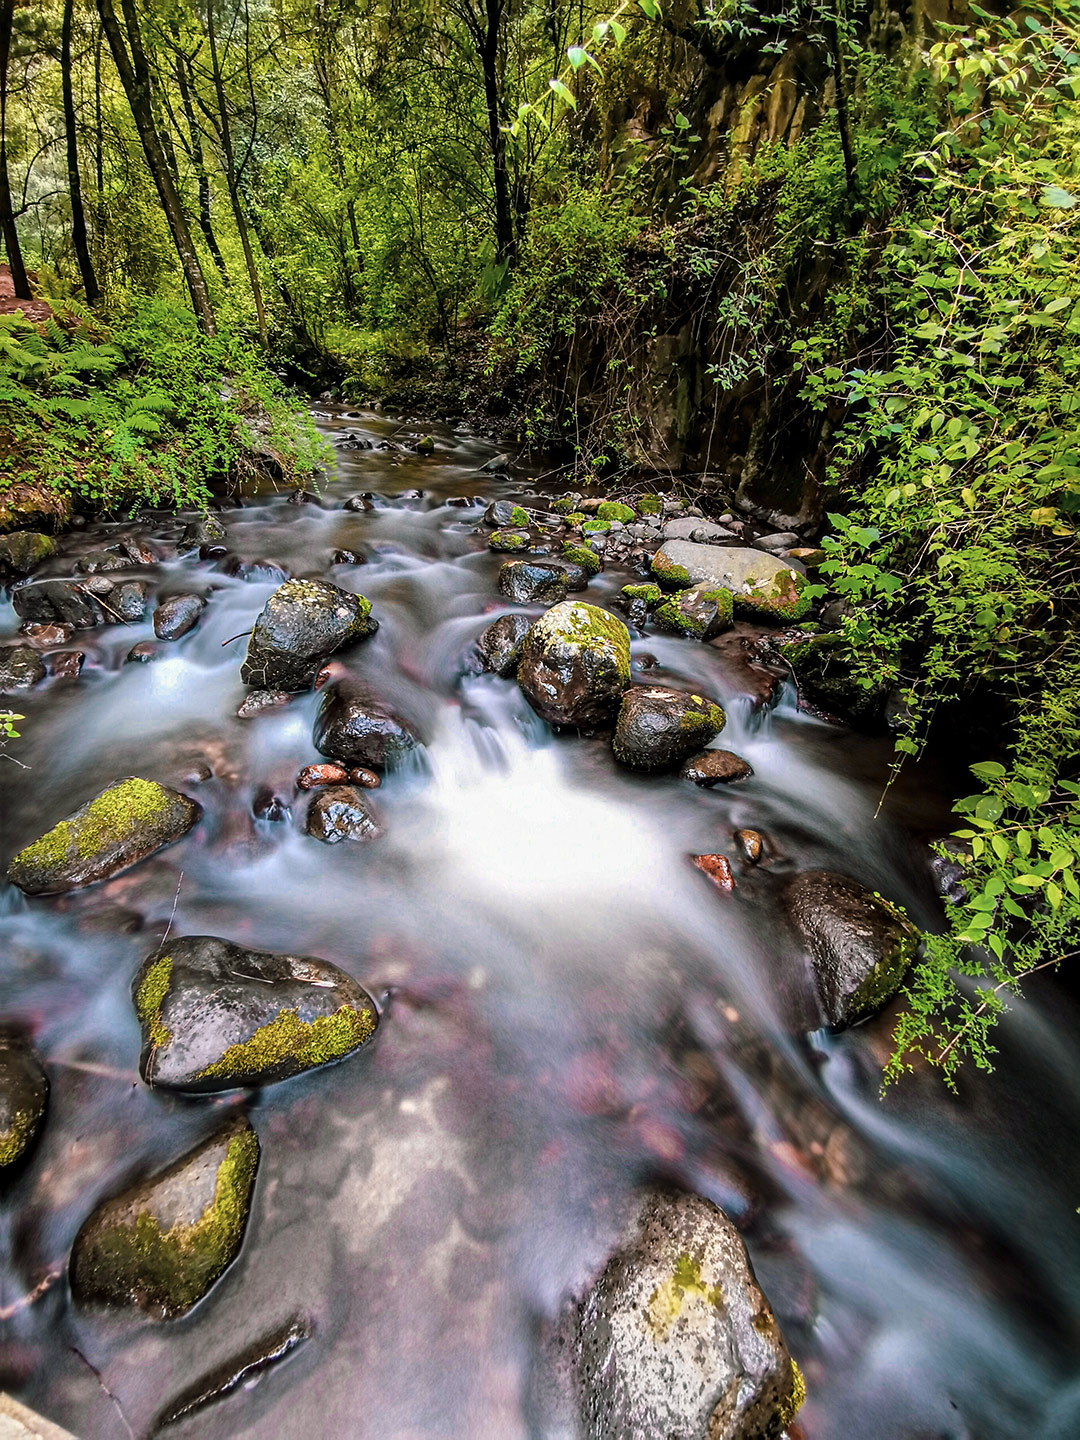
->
475, 613, 531, 677
596, 501, 635, 523
564, 512, 587, 527
779, 632, 884, 724
0, 645, 46, 692
305, 785, 381, 843
313, 683, 421, 770
133, 935, 380, 1092
784, 870, 918, 1028
621, 583, 662, 607
241, 578, 376, 691
178, 515, 228, 556
70, 1114, 259, 1318
7, 777, 201, 895
413, 435, 436, 454
498, 559, 569, 606
652, 541, 797, 596
0, 531, 55, 577
612, 685, 726, 772
654, 585, 734, 640
518, 601, 631, 728
637, 494, 663, 515
735, 569, 811, 623
581, 519, 611, 535
552, 496, 582, 514
546, 1188, 803, 1440
487, 528, 532, 553
561, 543, 601, 576
483, 499, 527, 529
0, 1033, 48, 1170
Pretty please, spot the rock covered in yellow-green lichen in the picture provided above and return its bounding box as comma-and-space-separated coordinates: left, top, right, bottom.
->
132, 935, 380, 1092
544, 1188, 802, 1439
70, 1114, 259, 1318
612, 685, 726, 772
518, 600, 631, 728
653, 584, 734, 640
0, 1032, 48, 1171
6, 777, 201, 895
241, 578, 377, 691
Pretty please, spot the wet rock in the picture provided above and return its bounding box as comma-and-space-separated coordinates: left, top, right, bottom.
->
154, 593, 206, 641
753, 531, 800, 552
296, 762, 349, 790
349, 767, 381, 788
178, 515, 228, 556
613, 685, 726, 772
19, 621, 73, 647
783, 870, 918, 1028
654, 584, 734, 640
413, 435, 435, 454
518, 601, 631, 728
0, 1033, 48, 1170
931, 838, 969, 905
0, 531, 55, 576
483, 499, 528, 528
692, 853, 736, 891
132, 935, 379, 1091
306, 785, 381, 843
220, 555, 291, 584
681, 750, 753, 785
663, 518, 734, 542
343, 493, 375, 512
498, 559, 569, 605
126, 641, 160, 664
48, 650, 85, 680
153, 1314, 311, 1431
652, 543, 809, 622
7, 777, 201, 895
487, 527, 533, 553
77, 546, 138, 574
314, 684, 420, 769
109, 579, 148, 622
560, 561, 590, 592
480, 455, 510, 474
288, 488, 320, 505
778, 633, 885, 725
734, 828, 764, 862
253, 788, 290, 823
0, 645, 45, 692
785, 546, 825, 568
236, 689, 292, 718
70, 1114, 259, 1318
550, 1189, 803, 1440
475, 613, 530, 677
332, 548, 365, 566
446, 494, 483, 507
11, 578, 101, 629
241, 578, 377, 691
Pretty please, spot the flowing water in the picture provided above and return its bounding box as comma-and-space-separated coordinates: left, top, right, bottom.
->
2, 409, 1079, 1439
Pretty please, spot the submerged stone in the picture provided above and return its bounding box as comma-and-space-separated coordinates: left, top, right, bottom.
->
613, 685, 726, 772
305, 785, 381, 843
547, 1188, 803, 1440
7, 777, 201, 895
653, 584, 734, 640
475, 613, 531, 677
314, 684, 421, 769
0, 1032, 48, 1169
517, 601, 631, 728
132, 935, 379, 1092
784, 869, 917, 1028
70, 1114, 259, 1318
240, 578, 377, 691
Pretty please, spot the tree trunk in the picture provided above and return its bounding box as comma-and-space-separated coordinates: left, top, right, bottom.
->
480, 0, 514, 267
96, 0, 216, 333
62, 0, 100, 303
176, 54, 229, 281
0, 0, 30, 298
206, 0, 267, 345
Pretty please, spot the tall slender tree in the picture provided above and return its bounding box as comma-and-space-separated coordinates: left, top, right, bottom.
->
0, 0, 30, 298
62, 0, 100, 303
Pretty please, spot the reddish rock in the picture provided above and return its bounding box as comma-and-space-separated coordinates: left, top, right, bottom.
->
296, 763, 349, 790
19, 622, 73, 648
680, 749, 753, 785
691, 854, 735, 891
48, 650, 85, 679
349, 767, 381, 789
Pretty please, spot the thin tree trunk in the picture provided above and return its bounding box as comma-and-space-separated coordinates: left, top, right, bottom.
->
0, 0, 30, 298
93, 23, 105, 254
247, 201, 319, 356
96, 0, 216, 333
206, 0, 267, 345
480, 0, 513, 267
176, 53, 228, 280
62, 0, 100, 303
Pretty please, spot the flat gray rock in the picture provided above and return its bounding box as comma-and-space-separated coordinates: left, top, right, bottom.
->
662, 518, 735, 542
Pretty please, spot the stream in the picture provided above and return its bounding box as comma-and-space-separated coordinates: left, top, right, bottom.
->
2, 407, 1080, 1439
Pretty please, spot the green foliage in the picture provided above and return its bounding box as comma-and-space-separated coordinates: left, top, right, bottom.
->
0, 301, 323, 512
792, 4, 1080, 1082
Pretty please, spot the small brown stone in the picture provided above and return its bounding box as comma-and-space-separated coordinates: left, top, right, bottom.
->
691, 853, 735, 890
236, 690, 292, 718
49, 651, 85, 679
785, 547, 826, 568
734, 828, 764, 863
680, 749, 753, 786
296, 763, 348, 790
349, 767, 381, 788
19, 622, 74, 648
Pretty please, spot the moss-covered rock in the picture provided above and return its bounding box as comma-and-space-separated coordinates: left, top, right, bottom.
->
581, 519, 611, 535
564, 512, 587, 527
621, 583, 663, 606
552, 496, 582, 514
132, 935, 380, 1091
734, 569, 811, 623
637, 494, 663, 515
314, 683, 421, 770
0, 531, 55, 577
778, 632, 884, 724
654, 585, 734, 640
70, 1114, 259, 1318
784, 870, 918, 1028
413, 435, 436, 454
0, 481, 72, 534
0, 1033, 48, 1170
561, 543, 601, 576
518, 601, 631, 728
596, 501, 635, 523
651, 541, 799, 599
488, 528, 532, 553
241, 578, 377, 691
612, 685, 726, 772
178, 514, 228, 555
7, 777, 201, 895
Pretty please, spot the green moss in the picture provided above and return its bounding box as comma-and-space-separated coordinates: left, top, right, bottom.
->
678, 697, 726, 733
654, 587, 734, 638
81, 1127, 259, 1317
552, 497, 577, 514
581, 519, 610, 534
536, 602, 631, 681
509, 505, 529, 525
650, 552, 690, 586
12, 777, 172, 874
596, 501, 635, 522
621, 583, 662, 605
647, 1253, 724, 1338
564, 512, 586, 526
488, 529, 529, 552
778, 1359, 807, 1427
734, 570, 811, 622
0, 1108, 36, 1167
849, 924, 917, 1021
655, 598, 706, 636
135, 955, 173, 1050
637, 494, 662, 515
562, 543, 600, 574
196, 1004, 376, 1083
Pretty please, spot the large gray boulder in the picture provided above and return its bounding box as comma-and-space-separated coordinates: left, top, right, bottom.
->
517, 601, 631, 728
784, 869, 917, 1027
7, 777, 201, 895
70, 1115, 259, 1318
613, 685, 726, 772
241, 579, 376, 691
132, 935, 379, 1091
547, 1189, 804, 1439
